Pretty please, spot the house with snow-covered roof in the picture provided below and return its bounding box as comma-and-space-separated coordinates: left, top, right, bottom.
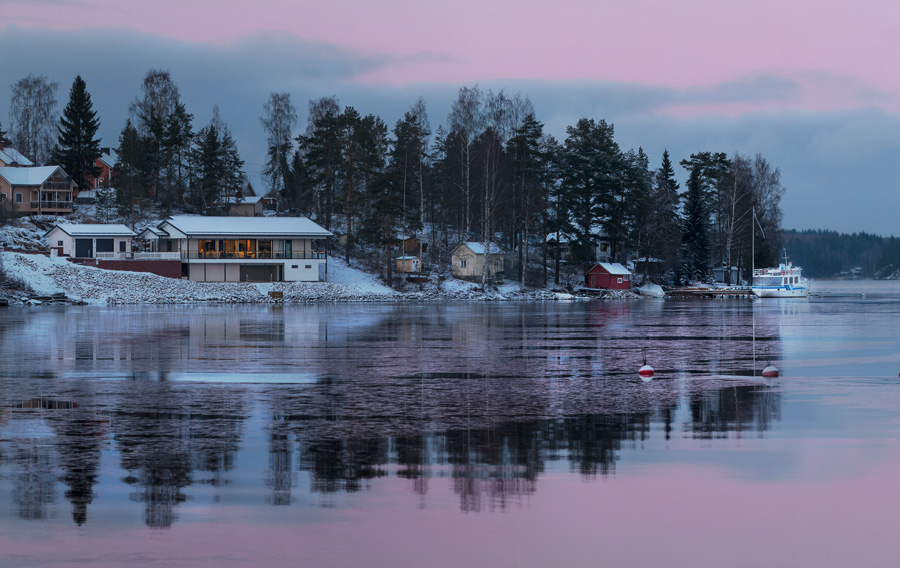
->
585, 262, 631, 290
45, 223, 137, 258
155, 215, 332, 282
0, 147, 35, 167
450, 241, 505, 283
0, 165, 75, 215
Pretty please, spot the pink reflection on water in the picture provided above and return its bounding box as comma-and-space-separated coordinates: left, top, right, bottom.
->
4, 442, 900, 568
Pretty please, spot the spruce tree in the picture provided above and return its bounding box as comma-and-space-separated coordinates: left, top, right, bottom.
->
0, 121, 10, 147
679, 164, 711, 283
52, 76, 102, 191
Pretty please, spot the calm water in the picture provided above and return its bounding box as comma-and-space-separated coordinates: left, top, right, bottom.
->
2, 281, 900, 567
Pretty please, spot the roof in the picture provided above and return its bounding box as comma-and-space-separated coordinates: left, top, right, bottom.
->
0, 147, 34, 166
226, 196, 264, 204
396, 255, 420, 260
139, 227, 168, 238
46, 223, 137, 238
97, 149, 118, 167
457, 241, 504, 255
160, 215, 332, 238
591, 262, 631, 275
0, 165, 62, 186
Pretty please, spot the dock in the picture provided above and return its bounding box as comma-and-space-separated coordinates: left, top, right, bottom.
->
667, 287, 754, 298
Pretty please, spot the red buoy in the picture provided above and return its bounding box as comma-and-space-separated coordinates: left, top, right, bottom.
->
762, 365, 779, 378
638, 365, 655, 381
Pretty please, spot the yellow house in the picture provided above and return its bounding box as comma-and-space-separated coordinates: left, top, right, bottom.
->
450, 242, 504, 283
0, 166, 75, 215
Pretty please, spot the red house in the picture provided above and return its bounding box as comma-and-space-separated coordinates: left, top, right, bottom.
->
585, 262, 632, 290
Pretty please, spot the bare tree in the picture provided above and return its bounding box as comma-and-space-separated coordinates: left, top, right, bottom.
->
410, 97, 431, 259
448, 85, 484, 238
260, 92, 298, 207
719, 153, 753, 284
129, 69, 180, 133
8, 74, 58, 165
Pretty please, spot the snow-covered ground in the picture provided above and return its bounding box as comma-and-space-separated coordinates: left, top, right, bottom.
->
0, 218, 628, 305
0, 251, 584, 305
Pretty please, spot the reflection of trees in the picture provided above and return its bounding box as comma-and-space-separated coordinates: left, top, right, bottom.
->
688, 385, 782, 438
11, 440, 57, 521
265, 428, 294, 505
110, 386, 247, 527
51, 408, 105, 525
298, 437, 389, 495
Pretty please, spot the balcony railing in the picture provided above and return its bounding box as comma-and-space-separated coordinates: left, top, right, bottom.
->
30, 201, 74, 210
181, 251, 326, 260
95, 252, 182, 261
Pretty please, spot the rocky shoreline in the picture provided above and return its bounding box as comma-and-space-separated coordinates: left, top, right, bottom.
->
1, 251, 635, 306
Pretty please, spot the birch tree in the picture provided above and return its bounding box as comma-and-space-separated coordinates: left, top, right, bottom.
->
260, 92, 297, 209
8, 74, 59, 165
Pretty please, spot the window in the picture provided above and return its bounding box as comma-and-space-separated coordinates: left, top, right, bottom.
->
119, 241, 126, 252
460, 259, 467, 268
15, 193, 23, 203
57, 241, 63, 246
305, 265, 311, 269
617, 278, 623, 284
0, 193, 6, 202
292, 265, 298, 269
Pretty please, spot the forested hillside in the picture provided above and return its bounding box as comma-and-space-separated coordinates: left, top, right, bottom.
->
783, 230, 900, 278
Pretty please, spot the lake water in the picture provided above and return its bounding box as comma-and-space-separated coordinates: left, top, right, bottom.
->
2, 280, 900, 567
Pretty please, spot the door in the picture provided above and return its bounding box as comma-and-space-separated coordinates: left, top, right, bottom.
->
75, 239, 92, 258
95, 239, 114, 253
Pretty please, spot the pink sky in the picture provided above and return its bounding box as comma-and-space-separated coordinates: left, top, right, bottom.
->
6, 0, 899, 107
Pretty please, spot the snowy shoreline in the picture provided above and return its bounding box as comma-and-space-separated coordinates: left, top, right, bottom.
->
1, 251, 627, 305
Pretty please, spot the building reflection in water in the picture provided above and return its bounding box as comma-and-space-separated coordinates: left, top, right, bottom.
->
0, 302, 785, 525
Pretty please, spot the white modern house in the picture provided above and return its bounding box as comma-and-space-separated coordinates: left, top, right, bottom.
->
45, 223, 137, 258
152, 215, 332, 282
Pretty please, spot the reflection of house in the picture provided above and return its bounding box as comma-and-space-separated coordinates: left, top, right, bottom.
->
0, 165, 75, 215
585, 262, 632, 290
45, 223, 136, 258
396, 256, 421, 274
154, 215, 332, 282
451, 242, 504, 283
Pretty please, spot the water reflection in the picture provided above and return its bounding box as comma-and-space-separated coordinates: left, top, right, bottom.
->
0, 302, 787, 526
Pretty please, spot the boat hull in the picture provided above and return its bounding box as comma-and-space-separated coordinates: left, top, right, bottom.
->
751, 285, 808, 298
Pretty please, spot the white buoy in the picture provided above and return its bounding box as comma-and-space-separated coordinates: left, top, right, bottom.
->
762, 364, 779, 378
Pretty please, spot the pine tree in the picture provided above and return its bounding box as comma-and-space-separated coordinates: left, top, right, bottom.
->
679, 164, 711, 283
0, 121, 10, 147
114, 120, 153, 223
52, 76, 102, 192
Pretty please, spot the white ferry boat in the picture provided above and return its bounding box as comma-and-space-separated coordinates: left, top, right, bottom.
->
751, 254, 809, 298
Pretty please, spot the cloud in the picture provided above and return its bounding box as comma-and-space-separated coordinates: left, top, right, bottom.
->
2, 25, 898, 236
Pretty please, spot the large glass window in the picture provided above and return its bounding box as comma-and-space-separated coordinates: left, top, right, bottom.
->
238, 239, 256, 258
258, 240, 273, 259
225, 240, 238, 258
199, 240, 217, 258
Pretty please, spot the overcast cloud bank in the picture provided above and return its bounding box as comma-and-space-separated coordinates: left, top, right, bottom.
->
2, 25, 898, 236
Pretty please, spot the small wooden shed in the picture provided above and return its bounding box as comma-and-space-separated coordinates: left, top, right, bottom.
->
585, 262, 632, 290
396, 256, 422, 274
